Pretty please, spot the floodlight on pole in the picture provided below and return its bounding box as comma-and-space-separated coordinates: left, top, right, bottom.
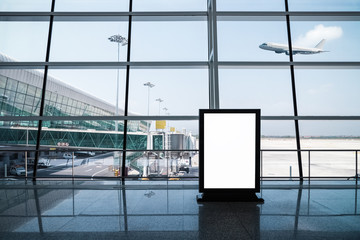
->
156, 98, 164, 115
108, 34, 128, 46
144, 82, 155, 116
108, 34, 128, 132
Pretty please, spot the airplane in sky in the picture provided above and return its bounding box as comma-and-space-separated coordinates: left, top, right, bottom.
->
259, 39, 328, 55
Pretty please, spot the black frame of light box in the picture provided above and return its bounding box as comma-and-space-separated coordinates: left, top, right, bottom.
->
199, 109, 261, 196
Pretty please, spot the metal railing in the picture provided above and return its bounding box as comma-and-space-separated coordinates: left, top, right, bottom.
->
261, 149, 359, 181
0, 148, 359, 181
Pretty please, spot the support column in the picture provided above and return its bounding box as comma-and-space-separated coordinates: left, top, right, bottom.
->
285, 0, 303, 181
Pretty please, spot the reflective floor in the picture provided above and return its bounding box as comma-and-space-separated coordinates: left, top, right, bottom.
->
0, 181, 359, 240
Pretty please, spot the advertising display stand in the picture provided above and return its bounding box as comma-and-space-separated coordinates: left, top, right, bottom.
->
197, 109, 263, 202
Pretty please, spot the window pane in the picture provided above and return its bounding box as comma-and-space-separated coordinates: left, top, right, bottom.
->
217, 19, 289, 61
289, 0, 360, 11
219, 69, 294, 115
306, 151, 356, 177
73, 150, 122, 179
290, 21, 360, 62
300, 121, 360, 147
131, 20, 207, 61
261, 120, 299, 176
217, 0, 285, 11
0, 69, 44, 117
55, 0, 129, 12
295, 69, 360, 115
133, 0, 206, 11
50, 21, 128, 61
128, 69, 208, 115
0, 22, 49, 61
262, 151, 298, 178
47, 69, 126, 116
126, 118, 199, 182
261, 121, 298, 178
261, 121, 297, 149
0, 0, 51, 11
33, 150, 122, 179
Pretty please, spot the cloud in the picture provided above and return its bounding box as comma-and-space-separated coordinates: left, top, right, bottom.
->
294, 24, 343, 47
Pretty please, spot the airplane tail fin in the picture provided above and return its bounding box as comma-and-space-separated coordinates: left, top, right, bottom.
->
315, 39, 326, 49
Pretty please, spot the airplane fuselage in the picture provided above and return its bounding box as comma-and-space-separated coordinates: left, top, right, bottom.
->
259, 42, 325, 55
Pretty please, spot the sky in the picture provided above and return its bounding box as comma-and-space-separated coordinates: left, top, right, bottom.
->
0, 0, 360, 136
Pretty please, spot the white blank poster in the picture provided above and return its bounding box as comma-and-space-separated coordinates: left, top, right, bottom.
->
204, 113, 256, 189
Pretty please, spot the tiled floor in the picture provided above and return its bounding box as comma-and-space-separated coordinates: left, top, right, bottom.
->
0, 181, 359, 239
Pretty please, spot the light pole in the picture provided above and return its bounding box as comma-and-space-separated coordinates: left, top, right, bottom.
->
156, 98, 164, 115
144, 82, 155, 118
143, 82, 155, 177
108, 34, 128, 132
144, 82, 155, 143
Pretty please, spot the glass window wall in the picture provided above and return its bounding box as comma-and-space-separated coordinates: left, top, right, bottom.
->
0, 0, 359, 180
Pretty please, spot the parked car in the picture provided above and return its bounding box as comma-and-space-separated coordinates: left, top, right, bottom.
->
75, 151, 95, 157
10, 166, 26, 176
63, 153, 75, 159
179, 165, 190, 174
38, 158, 51, 168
